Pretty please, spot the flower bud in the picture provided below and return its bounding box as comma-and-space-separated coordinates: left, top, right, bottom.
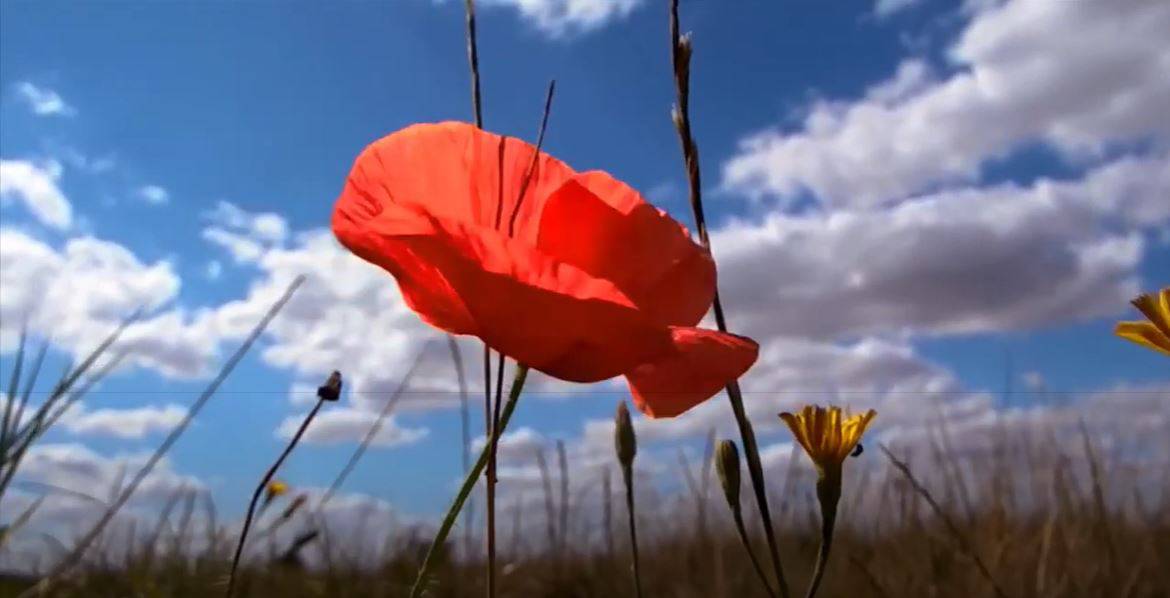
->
715, 440, 741, 508
318, 371, 342, 402
614, 401, 637, 468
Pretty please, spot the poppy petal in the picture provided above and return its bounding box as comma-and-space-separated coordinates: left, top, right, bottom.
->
537, 171, 715, 327
346, 121, 577, 238
335, 196, 674, 381
625, 327, 759, 418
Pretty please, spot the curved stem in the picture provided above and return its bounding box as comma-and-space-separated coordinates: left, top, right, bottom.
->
732, 506, 777, 598
410, 365, 530, 598
666, 2, 789, 595
226, 398, 324, 597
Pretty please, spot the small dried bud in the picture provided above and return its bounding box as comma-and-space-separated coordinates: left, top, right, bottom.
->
671, 105, 684, 130
614, 401, 637, 468
318, 371, 342, 402
715, 440, 741, 508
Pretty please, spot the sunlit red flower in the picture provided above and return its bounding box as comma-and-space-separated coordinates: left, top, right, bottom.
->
332, 122, 757, 417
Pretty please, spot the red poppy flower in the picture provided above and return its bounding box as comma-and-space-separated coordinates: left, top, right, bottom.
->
332, 122, 757, 418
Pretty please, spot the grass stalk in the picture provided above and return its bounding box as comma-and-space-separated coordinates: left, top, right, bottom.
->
20, 275, 303, 598
665, 2, 789, 595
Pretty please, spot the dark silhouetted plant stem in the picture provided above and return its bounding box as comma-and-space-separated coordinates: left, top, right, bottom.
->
622, 464, 644, 598
667, 1, 788, 595
410, 365, 530, 598
464, 0, 482, 129
227, 396, 325, 598
732, 501, 777, 598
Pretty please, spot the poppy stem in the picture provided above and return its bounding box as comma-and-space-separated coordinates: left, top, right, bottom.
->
410, 365, 530, 598
667, 1, 790, 596
226, 391, 328, 598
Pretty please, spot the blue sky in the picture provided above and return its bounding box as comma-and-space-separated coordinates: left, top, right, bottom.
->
1, 0, 1167, 542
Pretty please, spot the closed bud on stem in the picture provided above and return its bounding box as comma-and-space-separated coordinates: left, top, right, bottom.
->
614, 401, 637, 468
715, 440, 741, 508
318, 371, 342, 402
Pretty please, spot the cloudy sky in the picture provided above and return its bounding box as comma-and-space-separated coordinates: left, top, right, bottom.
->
1, 0, 1167, 555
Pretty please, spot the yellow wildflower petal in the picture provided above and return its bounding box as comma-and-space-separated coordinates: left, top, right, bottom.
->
1115, 321, 1170, 356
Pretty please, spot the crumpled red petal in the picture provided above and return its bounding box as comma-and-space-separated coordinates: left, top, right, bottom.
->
625, 327, 759, 418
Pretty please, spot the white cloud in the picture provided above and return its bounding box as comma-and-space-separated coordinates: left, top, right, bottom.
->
0, 159, 72, 229
276, 408, 429, 447
711, 154, 1167, 341
59, 403, 187, 439
13, 82, 76, 117
722, 0, 1170, 207
0, 229, 219, 378
204, 200, 288, 243
137, 185, 169, 205
874, 0, 923, 18
14, 442, 201, 503
474, 0, 643, 37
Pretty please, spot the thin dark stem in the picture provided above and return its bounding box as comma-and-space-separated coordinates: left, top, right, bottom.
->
20, 276, 304, 598
506, 80, 556, 238
732, 506, 777, 598
409, 365, 530, 598
622, 465, 644, 598
666, 1, 788, 595
486, 354, 506, 597
464, 0, 483, 128
226, 397, 325, 598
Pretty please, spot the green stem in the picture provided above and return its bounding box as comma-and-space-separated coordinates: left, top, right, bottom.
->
409, 365, 529, 598
805, 471, 841, 598
732, 505, 777, 598
621, 464, 644, 598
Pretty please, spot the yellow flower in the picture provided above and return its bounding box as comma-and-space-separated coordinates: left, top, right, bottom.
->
1115, 287, 1170, 356
779, 405, 876, 477
263, 480, 289, 507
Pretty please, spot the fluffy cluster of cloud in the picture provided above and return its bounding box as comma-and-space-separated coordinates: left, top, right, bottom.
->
466, 0, 643, 37
722, 0, 1170, 207
713, 154, 1168, 340
0, 159, 71, 229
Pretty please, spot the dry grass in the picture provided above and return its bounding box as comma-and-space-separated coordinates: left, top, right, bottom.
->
3, 428, 1165, 598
